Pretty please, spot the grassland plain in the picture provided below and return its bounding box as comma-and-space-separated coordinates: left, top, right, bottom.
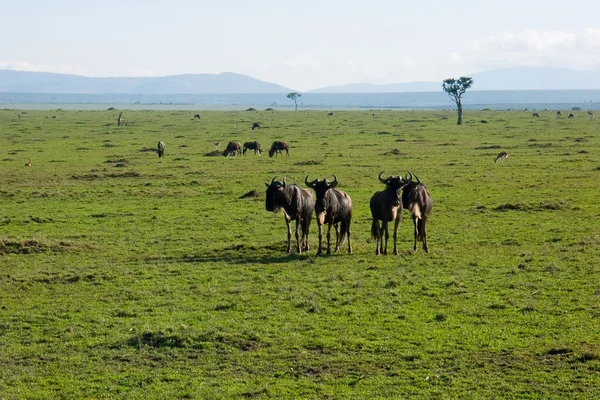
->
0, 108, 599, 399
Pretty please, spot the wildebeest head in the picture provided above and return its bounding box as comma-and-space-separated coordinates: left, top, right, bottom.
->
378, 171, 405, 206
305, 175, 338, 215
265, 177, 289, 212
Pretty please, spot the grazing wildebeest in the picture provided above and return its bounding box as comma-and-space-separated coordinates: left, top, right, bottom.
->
222, 141, 242, 157
265, 177, 314, 254
556, 111, 562, 117
568, 113, 575, 119
588, 111, 594, 118
370, 172, 407, 255
305, 175, 352, 255
157, 141, 165, 158
402, 172, 433, 252
327, 112, 333, 117
193, 114, 201, 119
243, 141, 262, 156
494, 151, 509, 163
252, 122, 261, 130
532, 112, 539, 118
269, 141, 289, 157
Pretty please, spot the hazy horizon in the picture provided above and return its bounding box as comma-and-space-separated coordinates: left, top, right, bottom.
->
3, 1, 600, 91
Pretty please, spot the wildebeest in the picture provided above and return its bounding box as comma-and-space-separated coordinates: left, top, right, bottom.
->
568, 113, 575, 119
222, 141, 242, 157
243, 141, 262, 156
305, 175, 352, 255
327, 112, 333, 117
370, 172, 407, 255
193, 114, 201, 119
588, 111, 594, 118
556, 111, 562, 117
269, 141, 289, 157
157, 141, 165, 158
252, 122, 261, 130
494, 151, 509, 163
265, 177, 314, 254
402, 172, 433, 252
532, 112, 539, 118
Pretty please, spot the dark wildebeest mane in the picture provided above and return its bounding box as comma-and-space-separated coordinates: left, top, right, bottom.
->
402, 171, 433, 252
265, 177, 314, 254
305, 175, 352, 255
370, 171, 407, 255
269, 141, 289, 157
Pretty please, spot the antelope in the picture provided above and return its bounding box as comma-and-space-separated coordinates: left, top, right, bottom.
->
25, 159, 32, 167
214, 142, 220, 150
532, 112, 539, 118
157, 141, 165, 158
222, 141, 242, 157
402, 172, 433, 252
556, 111, 562, 117
305, 175, 353, 255
252, 122, 261, 130
568, 113, 575, 119
243, 141, 262, 156
265, 177, 315, 254
494, 151, 509, 163
269, 141, 289, 157
370, 172, 407, 255
588, 111, 594, 119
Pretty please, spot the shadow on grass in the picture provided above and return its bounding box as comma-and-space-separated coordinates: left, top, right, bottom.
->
144, 242, 314, 265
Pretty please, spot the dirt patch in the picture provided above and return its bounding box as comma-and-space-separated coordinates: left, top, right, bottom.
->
475, 145, 501, 150
204, 150, 222, 157
494, 201, 570, 212
382, 149, 404, 156
240, 190, 259, 199
294, 160, 322, 166
0, 239, 78, 254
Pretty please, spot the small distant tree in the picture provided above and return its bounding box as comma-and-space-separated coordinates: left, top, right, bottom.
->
287, 92, 302, 111
442, 77, 474, 125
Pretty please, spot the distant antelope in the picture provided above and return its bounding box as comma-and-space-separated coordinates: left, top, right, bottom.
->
588, 111, 594, 119
494, 151, 509, 163
157, 141, 165, 158
25, 159, 32, 167
214, 141, 220, 150
327, 112, 333, 117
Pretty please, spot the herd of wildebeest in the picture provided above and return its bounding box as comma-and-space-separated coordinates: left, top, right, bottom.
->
156, 137, 432, 256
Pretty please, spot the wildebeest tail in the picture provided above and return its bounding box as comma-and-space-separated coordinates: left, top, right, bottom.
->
339, 221, 349, 247
371, 219, 379, 239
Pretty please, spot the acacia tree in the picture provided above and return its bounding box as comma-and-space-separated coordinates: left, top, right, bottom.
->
287, 92, 302, 111
442, 77, 474, 125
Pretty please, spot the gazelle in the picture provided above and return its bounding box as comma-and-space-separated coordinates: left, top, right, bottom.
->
25, 159, 32, 167
494, 151, 509, 163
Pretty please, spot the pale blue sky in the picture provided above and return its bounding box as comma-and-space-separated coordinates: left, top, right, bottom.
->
2, 0, 600, 90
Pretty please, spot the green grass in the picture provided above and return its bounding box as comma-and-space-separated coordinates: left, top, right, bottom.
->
1, 108, 600, 398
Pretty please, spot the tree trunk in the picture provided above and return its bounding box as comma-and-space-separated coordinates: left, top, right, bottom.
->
457, 101, 463, 125
294, 101, 298, 111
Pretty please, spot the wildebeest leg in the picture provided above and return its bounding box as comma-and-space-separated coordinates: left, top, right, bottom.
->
285, 149, 289, 156
295, 218, 301, 253
345, 219, 352, 254
373, 219, 381, 255
393, 216, 400, 255
326, 222, 333, 255
412, 216, 418, 252
382, 220, 389, 255
285, 217, 293, 254
316, 222, 323, 255
302, 216, 311, 252
333, 224, 340, 252
420, 218, 429, 253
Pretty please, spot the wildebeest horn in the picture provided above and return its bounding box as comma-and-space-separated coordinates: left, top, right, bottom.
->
305, 175, 312, 188
413, 173, 421, 184
406, 171, 413, 181
332, 174, 338, 184
283, 177, 287, 187
378, 171, 390, 184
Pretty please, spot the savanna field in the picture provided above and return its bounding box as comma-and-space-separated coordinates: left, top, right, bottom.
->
1, 108, 600, 399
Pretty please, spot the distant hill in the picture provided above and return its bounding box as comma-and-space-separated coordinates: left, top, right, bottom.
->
308, 67, 600, 93
0, 70, 293, 94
